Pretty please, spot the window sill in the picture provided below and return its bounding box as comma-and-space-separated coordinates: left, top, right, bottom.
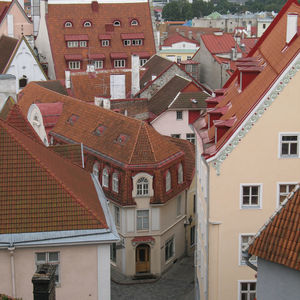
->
241, 206, 262, 210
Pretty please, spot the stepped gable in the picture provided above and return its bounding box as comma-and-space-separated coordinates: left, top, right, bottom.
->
248, 185, 300, 271
0, 119, 107, 234
205, 0, 300, 156
46, 1, 155, 79
0, 35, 18, 73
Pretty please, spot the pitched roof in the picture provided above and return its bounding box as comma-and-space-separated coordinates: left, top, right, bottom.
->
140, 54, 173, 88
46, 1, 156, 79
36, 80, 68, 96
166, 26, 221, 40
248, 185, 300, 271
201, 32, 241, 54
148, 75, 191, 116
0, 116, 108, 234
0, 1, 9, 23
162, 32, 199, 47
169, 91, 208, 110
49, 144, 83, 167
203, 0, 300, 158
0, 35, 18, 73
18, 82, 182, 166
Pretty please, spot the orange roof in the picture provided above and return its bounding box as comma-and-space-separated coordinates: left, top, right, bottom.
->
46, 2, 156, 79
0, 117, 108, 234
204, 0, 300, 159
162, 32, 199, 47
248, 185, 300, 271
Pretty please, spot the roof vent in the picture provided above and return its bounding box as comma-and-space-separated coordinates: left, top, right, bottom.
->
67, 114, 79, 125
91, 1, 98, 12
115, 134, 129, 145
191, 98, 198, 104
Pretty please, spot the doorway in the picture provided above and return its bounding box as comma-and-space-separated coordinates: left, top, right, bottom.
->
136, 244, 150, 273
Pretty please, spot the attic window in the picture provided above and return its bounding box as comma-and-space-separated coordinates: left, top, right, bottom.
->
67, 114, 79, 125
113, 20, 121, 26
131, 19, 138, 26
115, 134, 129, 145
93, 124, 106, 136
83, 21, 92, 27
19, 75, 28, 89
65, 21, 73, 28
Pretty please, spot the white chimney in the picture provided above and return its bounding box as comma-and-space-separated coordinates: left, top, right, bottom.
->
103, 98, 111, 110
94, 97, 103, 107
131, 54, 140, 96
246, 23, 251, 36
286, 13, 298, 44
65, 71, 71, 89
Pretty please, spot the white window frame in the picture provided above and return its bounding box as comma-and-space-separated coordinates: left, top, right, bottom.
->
114, 59, 125, 68
114, 205, 120, 227
136, 177, 149, 196
112, 172, 119, 193
166, 170, 171, 192
79, 41, 87, 47
277, 182, 297, 207
136, 209, 149, 231
132, 39, 142, 46
176, 111, 183, 120
238, 280, 256, 300
102, 168, 109, 188
239, 234, 257, 266
67, 41, 78, 48
65, 21, 72, 27
177, 163, 183, 184
101, 40, 110, 47
240, 184, 262, 209
68, 61, 80, 70
132, 173, 153, 197
83, 21, 92, 27
123, 40, 131, 46
186, 133, 195, 144
35, 252, 60, 284
165, 237, 175, 263
94, 60, 103, 69
131, 19, 138, 26
278, 132, 299, 158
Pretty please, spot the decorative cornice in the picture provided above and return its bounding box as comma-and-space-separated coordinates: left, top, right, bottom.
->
210, 55, 300, 175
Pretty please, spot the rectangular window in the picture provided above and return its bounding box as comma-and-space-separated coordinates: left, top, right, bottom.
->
101, 40, 110, 47
193, 194, 196, 213
114, 59, 125, 68
140, 58, 147, 66
278, 183, 296, 205
177, 56, 181, 63
132, 39, 142, 46
240, 235, 257, 265
68, 61, 80, 70
171, 134, 181, 139
176, 111, 183, 120
241, 184, 262, 208
239, 281, 256, 300
137, 210, 149, 230
186, 133, 195, 144
114, 206, 120, 227
176, 195, 181, 216
190, 225, 195, 246
94, 60, 103, 69
67, 41, 78, 48
79, 41, 87, 47
123, 40, 131, 46
280, 134, 298, 157
110, 243, 116, 262
165, 237, 174, 262
36, 252, 60, 283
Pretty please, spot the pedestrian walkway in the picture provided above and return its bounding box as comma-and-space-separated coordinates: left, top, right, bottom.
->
111, 255, 195, 300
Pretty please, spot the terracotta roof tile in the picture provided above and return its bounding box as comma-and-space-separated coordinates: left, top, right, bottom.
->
248, 185, 300, 271
49, 144, 83, 167
161, 32, 199, 47
46, 2, 156, 79
35, 80, 68, 95
0, 35, 18, 73
0, 117, 107, 234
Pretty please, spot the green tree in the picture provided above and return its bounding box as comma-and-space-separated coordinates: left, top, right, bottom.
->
162, 1, 182, 21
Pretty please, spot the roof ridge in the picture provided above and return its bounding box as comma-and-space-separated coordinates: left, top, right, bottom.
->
2, 121, 106, 227
128, 120, 143, 164
144, 123, 157, 162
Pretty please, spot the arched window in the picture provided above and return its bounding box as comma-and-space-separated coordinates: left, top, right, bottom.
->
137, 177, 149, 196
93, 162, 100, 180
83, 21, 92, 27
130, 19, 138, 26
178, 163, 183, 184
113, 20, 121, 26
112, 172, 119, 193
166, 171, 171, 192
102, 168, 109, 187
64, 21, 73, 27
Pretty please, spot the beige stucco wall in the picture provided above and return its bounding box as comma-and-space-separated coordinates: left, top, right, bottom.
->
159, 51, 196, 62
0, 244, 102, 300
206, 66, 300, 300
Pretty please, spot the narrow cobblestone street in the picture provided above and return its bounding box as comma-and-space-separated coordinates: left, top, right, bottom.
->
111, 256, 195, 300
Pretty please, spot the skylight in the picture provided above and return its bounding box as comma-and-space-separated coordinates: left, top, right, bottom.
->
67, 114, 79, 125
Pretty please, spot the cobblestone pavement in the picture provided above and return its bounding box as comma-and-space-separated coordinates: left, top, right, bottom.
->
111, 256, 195, 300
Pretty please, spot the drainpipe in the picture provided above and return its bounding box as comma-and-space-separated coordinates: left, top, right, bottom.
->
242, 251, 257, 271
8, 245, 16, 298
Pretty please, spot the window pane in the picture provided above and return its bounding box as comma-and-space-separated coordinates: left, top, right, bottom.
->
251, 186, 258, 195
49, 252, 59, 262
243, 195, 250, 205
250, 294, 256, 300
243, 186, 250, 195
281, 143, 289, 155
251, 195, 258, 205
36, 253, 46, 262
290, 143, 298, 155
241, 294, 247, 300
280, 185, 286, 193
241, 283, 248, 291
250, 283, 256, 290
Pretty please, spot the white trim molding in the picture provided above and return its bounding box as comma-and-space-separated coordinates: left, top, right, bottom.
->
208, 52, 300, 175
240, 183, 263, 210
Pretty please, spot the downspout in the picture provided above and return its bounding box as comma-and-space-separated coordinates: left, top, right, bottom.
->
242, 251, 257, 271
81, 142, 85, 168
8, 245, 16, 298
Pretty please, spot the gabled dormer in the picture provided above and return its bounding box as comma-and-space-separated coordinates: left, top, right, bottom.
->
213, 116, 237, 144
237, 64, 263, 92
207, 104, 230, 129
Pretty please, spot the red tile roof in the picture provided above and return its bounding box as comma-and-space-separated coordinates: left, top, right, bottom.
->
46, 2, 156, 79
248, 185, 300, 271
0, 117, 108, 234
201, 32, 241, 54
0, 35, 18, 73
161, 32, 199, 47
64, 34, 89, 41
0, 1, 9, 24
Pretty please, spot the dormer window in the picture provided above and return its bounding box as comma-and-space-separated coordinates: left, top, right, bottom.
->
64, 21, 73, 28
137, 177, 149, 196
93, 124, 106, 136
166, 171, 171, 192
67, 114, 79, 125
178, 163, 183, 184
113, 20, 121, 26
131, 19, 138, 26
115, 134, 129, 144
83, 21, 92, 27
102, 168, 109, 188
